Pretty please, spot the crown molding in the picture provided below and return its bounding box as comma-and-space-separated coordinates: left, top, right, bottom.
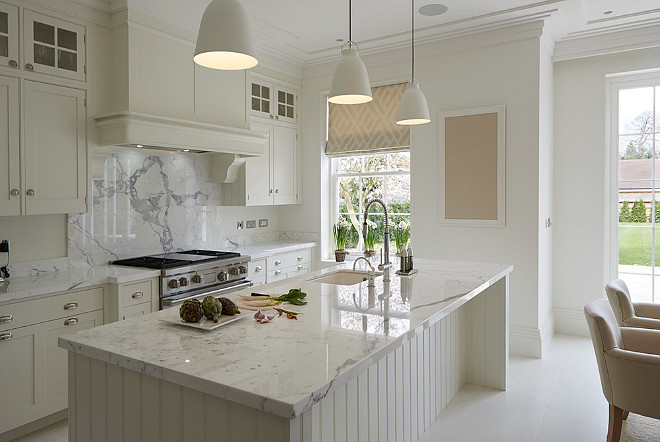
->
554, 21, 660, 62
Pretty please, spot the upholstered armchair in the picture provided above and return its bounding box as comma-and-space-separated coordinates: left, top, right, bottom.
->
605, 279, 660, 329
584, 299, 660, 442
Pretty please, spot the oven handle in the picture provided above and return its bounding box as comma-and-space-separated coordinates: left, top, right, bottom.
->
161, 281, 253, 308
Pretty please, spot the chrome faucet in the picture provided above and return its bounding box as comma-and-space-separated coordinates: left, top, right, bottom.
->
363, 198, 391, 282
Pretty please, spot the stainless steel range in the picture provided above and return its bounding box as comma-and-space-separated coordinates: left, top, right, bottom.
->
112, 250, 251, 309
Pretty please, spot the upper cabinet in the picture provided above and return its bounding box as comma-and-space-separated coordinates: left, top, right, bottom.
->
0, 2, 19, 69
22, 10, 86, 82
250, 76, 298, 124
0, 75, 19, 216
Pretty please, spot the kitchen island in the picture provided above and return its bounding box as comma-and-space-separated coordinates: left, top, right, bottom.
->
59, 258, 512, 442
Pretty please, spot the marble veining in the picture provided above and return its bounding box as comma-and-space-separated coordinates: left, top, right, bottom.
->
60, 259, 512, 419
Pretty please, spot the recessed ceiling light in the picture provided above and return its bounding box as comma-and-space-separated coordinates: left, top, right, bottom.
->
419, 3, 448, 16
336, 38, 343, 42
603, 10, 613, 15
183, 149, 190, 152
136, 144, 144, 148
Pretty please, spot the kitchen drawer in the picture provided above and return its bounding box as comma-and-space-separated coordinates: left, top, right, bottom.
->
250, 278, 266, 287
248, 259, 266, 279
121, 302, 152, 320
267, 248, 312, 270
121, 280, 153, 308
0, 286, 104, 332
268, 268, 288, 283
284, 263, 310, 279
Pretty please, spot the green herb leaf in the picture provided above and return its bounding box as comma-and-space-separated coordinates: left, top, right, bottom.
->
268, 288, 308, 305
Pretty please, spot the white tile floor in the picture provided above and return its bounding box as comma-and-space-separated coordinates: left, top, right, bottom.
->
12, 335, 614, 442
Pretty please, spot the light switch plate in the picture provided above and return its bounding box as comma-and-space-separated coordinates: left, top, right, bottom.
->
246, 220, 256, 229
237, 221, 243, 230
259, 219, 268, 228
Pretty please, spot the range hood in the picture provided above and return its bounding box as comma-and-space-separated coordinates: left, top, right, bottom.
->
94, 112, 267, 156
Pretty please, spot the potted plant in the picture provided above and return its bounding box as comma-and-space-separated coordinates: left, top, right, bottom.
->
333, 219, 351, 262
393, 220, 411, 255
363, 219, 377, 258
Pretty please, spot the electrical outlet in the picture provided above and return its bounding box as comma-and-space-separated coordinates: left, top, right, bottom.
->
0, 240, 9, 253
246, 220, 256, 229
236, 221, 243, 230
259, 219, 268, 228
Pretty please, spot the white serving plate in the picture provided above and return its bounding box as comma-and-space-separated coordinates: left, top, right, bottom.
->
160, 312, 247, 330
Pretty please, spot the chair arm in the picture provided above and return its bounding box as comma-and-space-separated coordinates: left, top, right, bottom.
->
604, 349, 660, 418
620, 328, 660, 356
635, 303, 660, 320
624, 316, 660, 330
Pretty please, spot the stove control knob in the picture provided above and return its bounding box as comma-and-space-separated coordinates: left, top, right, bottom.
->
179, 277, 189, 287
239, 266, 248, 274
191, 274, 202, 284
229, 267, 240, 276
218, 270, 228, 281
168, 279, 180, 289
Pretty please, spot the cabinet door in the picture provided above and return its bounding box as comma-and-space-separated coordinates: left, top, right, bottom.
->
0, 325, 36, 432
0, 2, 19, 69
272, 125, 298, 205
0, 75, 19, 216
250, 78, 274, 119
41, 311, 103, 405
23, 81, 86, 215
245, 120, 273, 205
23, 10, 86, 81
275, 86, 297, 124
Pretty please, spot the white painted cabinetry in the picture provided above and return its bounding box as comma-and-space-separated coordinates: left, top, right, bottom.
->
249, 248, 313, 286
0, 75, 19, 216
0, 286, 104, 436
250, 76, 297, 124
0, 2, 19, 69
104, 277, 159, 323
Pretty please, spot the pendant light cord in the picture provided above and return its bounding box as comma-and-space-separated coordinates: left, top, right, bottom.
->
349, 0, 353, 48
411, 0, 415, 81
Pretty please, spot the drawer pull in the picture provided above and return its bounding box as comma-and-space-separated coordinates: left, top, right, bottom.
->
297, 256, 303, 261
297, 265, 304, 270
64, 317, 79, 326
0, 332, 12, 342
274, 260, 281, 266
64, 302, 78, 310
131, 291, 144, 299
8, 60, 18, 68
274, 270, 281, 276
254, 266, 262, 272
25, 63, 34, 71
0, 315, 13, 324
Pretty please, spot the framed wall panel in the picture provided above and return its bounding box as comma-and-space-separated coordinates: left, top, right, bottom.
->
439, 105, 505, 227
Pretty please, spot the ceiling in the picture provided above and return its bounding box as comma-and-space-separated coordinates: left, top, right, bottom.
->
119, 0, 660, 64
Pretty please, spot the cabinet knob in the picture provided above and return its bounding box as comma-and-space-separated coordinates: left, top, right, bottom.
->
8, 60, 18, 68
275, 189, 279, 193
64, 317, 79, 326
10, 189, 19, 196
269, 114, 274, 119
297, 265, 304, 270
274, 270, 281, 276
25, 63, 34, 71
275, 115, 280, 120
0, 332, 12, 342
255, 266, 262, 272
63, 302, 78, 310
297, 256, 303, 261
26, 189, 35, 196
274, 260, 281, 266
0, 315, 13, 324
269, 189, 273, 194
132, 291, 144, 299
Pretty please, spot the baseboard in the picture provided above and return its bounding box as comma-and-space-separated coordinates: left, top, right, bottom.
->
0, 409, 67, 442
553, 307, 589, 337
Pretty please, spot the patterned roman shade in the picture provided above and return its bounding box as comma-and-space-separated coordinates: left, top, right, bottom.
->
326, 83, 410, 157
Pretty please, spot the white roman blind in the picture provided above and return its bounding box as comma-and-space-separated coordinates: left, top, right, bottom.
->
326, 83, 410, 157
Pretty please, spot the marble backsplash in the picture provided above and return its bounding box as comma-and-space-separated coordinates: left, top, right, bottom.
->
68, 150, 226, 266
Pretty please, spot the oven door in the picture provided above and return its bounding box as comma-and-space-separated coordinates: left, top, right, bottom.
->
161, 279, 252, 309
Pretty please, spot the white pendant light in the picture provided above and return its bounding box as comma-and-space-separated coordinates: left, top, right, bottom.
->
397, 0, 430, 125
328, 0, 373, 105
194, 0, 258, 70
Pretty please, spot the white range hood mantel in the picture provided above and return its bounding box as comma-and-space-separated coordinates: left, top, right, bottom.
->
94, 111, 267, 156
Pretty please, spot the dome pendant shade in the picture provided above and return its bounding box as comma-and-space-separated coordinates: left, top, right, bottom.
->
194, 0, 258, 70
328, 47, 373, 104
396, 81, 430, 125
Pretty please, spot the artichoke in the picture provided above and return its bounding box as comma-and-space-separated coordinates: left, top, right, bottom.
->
202, 296, 222, 323
179, 299, 204, 323
218, 297, 240, 315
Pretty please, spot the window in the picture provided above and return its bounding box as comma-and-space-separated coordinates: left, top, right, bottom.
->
615, 81, 660, 303
332, 152, 411, 253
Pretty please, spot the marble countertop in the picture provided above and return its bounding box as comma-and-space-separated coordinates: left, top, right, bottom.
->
59, 259, 512, 419
0, 238, 317, 304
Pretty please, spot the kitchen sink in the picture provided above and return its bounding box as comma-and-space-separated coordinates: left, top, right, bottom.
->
308, 270, 382, 286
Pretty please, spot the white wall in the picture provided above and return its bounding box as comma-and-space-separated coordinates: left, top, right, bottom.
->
553, 46, 660, 335
282, 23, 552, 356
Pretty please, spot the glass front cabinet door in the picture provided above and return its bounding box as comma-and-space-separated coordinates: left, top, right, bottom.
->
0, 3, 19, 69
22, 10, 86, 81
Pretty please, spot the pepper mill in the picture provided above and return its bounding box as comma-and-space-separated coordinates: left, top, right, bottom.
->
400, 247, 408, 273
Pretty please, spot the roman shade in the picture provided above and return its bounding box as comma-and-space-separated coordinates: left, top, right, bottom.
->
326, 83, 410, 157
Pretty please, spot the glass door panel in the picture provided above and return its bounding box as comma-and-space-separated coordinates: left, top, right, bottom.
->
0, 3, 18, 67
